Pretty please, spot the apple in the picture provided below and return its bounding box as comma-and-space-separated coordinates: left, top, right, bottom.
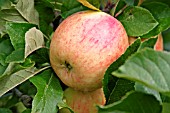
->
50, 10, 129, 91
59, 88, 106, 113
128, 34, 163, 51
154, 34, 163, 51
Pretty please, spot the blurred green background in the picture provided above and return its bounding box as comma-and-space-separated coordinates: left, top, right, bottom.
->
163, 28, 170, 51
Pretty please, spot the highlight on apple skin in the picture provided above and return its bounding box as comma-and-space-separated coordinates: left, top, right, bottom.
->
59, 88, 106, 113
50, 10, 129, 91
128, 33, 163, 51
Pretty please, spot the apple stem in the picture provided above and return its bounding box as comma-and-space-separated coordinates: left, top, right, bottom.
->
102, 0, 115, 14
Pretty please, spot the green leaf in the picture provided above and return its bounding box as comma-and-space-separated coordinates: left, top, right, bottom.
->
0, 39, 14, 65
0, 93, 12, 107
138, 37, 157, 50
61, 6, 87, 19
28, 48, 50, 66
0, 108, 12, 113
161, 93, 170, 103
18, 80, 36, 96
87, 0, 100, 8
0, 9, 26, 36
25, 27, 45, 58
113, 0, 139, 17
162, 103, 170, 113
50, 0, 63, 10
123, 0, 135, 6
6, 22, 36, 62
0, 39, 14, 56
97, 91, 162, 113
61, 0, 88, 19
0, 53, 6, 65
107, 79, 135, 104
22, 109, 31, 113
15, 102, 26, 113
30, 69, 64, 113
34, 1, 54, 36
18, 58, 36, 69
117, 6, 158, 36
141, 2, 170, 38
163, 28, 170, 51
6, 48, 25, 63
6, 22, 36, 50
16, 0, 39, 25
61, 0, 81, 13
144, 0, 170, 7
103, 38, 141, 100
0, 39, 14, 75
77, 0, 100, 11
112, 48, 170, 96
0, 0, 12, 10
0, 93, 19, 108
135, 82, 162, 102
2, 59, 35, 76
0, 64, 7, 75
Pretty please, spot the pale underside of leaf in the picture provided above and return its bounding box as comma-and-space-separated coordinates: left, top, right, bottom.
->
0, 9, 26, 36
135, 82, 162, 102
25, 27, 45, 58
0, 64, 50, 97
16, 0, 39, 25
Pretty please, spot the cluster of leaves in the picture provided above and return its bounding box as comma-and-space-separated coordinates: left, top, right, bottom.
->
0, 0, 170, 113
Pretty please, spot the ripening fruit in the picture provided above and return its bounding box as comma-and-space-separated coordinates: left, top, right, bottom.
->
59, 88, 106, 113
50, 10, 129, 91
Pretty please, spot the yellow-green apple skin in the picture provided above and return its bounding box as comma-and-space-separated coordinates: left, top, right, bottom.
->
128, 34, 163, 51
59, 88, 106, 113
50, 10, 129, 91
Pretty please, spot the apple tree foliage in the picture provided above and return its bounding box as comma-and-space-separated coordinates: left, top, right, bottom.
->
0, 0, 170, 113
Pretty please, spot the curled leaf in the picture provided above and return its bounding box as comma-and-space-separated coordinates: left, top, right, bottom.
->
25, 27, 45, 58
0, 63, 36, 97
16, 0, 39, 25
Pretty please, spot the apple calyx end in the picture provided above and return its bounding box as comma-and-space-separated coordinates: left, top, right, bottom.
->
65, 61, 72, 71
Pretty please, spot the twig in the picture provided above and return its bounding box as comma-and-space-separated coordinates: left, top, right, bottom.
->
115, 4, 128, 17
13, 88, 33, 108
